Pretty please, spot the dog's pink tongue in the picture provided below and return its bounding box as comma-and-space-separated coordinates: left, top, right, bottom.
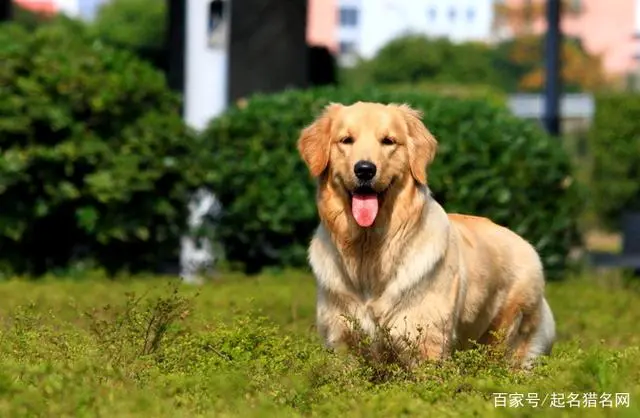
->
351, 194, 379, 227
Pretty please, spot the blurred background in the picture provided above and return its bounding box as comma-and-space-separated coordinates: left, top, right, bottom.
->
0, 0, 638, 282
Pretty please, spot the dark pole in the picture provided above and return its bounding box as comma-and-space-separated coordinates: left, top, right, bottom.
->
166, 0, 186, 97
0, 0, 12, 22
544, 0, 562, 136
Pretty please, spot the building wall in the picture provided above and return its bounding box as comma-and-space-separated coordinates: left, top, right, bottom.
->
53, 0, 80, 17
307, 0, 338, 52
14, 0, 56, 13
336, 0, 495, 64
15, 0, 107, 20
503, 0, 639, 76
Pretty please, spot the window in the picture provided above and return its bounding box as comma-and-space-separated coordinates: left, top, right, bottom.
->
427, 7, 437, 21
339, 41, 357, 55
339, 41, 358, 67
207, 0, 227, 48
466, 7, 475, 22
339, 7, 359, 27
208, 0, 225, 34
448, 7, 456, 21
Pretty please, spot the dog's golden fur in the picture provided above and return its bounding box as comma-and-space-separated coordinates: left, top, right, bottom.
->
297, 101, 556, 368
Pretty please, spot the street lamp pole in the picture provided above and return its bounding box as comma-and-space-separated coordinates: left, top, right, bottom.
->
544, 0, 562, 136
0, 0, 12, 22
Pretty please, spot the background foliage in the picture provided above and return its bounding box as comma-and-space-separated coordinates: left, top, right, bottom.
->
341, 33, 609, 94
90, 0, 168, 74
0, 22, 209, 276
493, 35, 608, 93
342, 35, 502, 89
12, 0, 167, 74
589, 93, 640, 230
11, 3, 54, 31
203, 86, 583, 278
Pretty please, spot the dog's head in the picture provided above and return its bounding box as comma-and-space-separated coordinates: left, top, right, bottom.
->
297, 101, 438, 228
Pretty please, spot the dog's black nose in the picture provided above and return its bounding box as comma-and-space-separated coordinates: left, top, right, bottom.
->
354, 160, 377, 181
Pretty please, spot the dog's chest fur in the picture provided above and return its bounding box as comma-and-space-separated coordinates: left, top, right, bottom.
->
336, 227, 414, 299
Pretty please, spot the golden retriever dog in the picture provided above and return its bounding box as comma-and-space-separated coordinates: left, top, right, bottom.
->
296, 101, 556, 369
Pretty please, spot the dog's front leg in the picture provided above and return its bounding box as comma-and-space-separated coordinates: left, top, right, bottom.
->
369, 295, 456, 363
389, 315, 455, 362
316, 288, 373, 351
418, 320, 455, 361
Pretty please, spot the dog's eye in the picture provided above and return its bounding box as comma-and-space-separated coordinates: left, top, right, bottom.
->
340, 136, 354, 145
381, 137, 395, 145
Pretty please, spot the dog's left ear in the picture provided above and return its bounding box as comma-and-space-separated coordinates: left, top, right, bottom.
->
297, 103, 342, 177
395, 104, 438, 185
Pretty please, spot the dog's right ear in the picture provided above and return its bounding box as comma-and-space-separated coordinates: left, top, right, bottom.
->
297, 103, 342, 177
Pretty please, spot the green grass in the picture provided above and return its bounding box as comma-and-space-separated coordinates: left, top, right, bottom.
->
1, 269, 639, 417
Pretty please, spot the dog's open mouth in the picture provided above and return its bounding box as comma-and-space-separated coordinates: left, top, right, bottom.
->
350, 184, 388, 228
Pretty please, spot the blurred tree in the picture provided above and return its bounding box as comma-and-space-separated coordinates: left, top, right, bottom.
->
91, 0, 168, 73
493, 0, 582, 35
92, 0, 166, 50
342, 35, 504, 89
493, 34, 608, 92
492, 0, 609, 92
12, 3, 54, 30
8, 1, 167, 74
11, 3, 86, 33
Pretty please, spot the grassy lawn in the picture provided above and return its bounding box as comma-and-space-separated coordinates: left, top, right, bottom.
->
1, 269, 639, 417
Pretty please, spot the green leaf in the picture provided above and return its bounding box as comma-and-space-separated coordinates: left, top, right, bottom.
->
76, 206, 99, 233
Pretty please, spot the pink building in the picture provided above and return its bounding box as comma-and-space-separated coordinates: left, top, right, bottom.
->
307, 0, 338, 53
13, 0, 57, 14
503, 0, 640, 76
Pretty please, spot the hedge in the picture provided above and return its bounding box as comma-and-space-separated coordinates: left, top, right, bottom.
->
202, 86, 583, 279
589, 93, 640, 230
382, 82, 507, 109
0, 23, 210, 276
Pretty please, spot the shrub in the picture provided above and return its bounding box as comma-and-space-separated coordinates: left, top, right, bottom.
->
90, 0, 168, 73
589, 93, 640, 230
0, 23, 209, 276
383, 82, 507, 109
202, 86, 582, 279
